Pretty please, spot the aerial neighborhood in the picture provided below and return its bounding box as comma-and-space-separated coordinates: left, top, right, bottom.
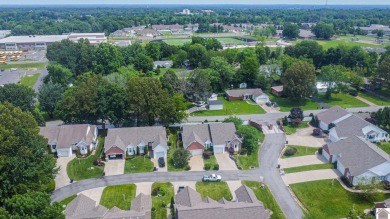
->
1, 3, 390, 219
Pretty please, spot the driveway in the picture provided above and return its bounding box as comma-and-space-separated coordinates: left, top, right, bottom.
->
278, 155, 327, 169
104, 160, 125, 176
189, 155, 204, 171
78, 187, 106, 205
152, 157, 167, 172
215, 153, 238, 171
286, 126, 326, 147
226, 181, 242, 201
55, 155, 75, 189
282, 169, 341, 185
258, 103, 280, 113
135, 182, 153, 196
171, 181, 197, 194
262, 123, 284, 134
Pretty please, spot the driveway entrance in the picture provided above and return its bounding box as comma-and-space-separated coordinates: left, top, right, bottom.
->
104, 160, 125, 176
215, 153, 238, 171
189, 155, 204, 171
55, 155, 75, 189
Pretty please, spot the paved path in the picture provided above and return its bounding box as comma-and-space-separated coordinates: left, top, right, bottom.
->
215, 153, 238, 171
33, 66, 48, 93
278, 155, 326, 169
356, 96, 376, 106
55, 155, 75, 189
282, 169, 340, 185
135, 182, 153, 196
310, 96, 330, 109
104, 160, 125, 176
226, 180, 242, 201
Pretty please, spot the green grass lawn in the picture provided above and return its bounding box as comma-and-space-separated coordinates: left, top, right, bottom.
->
283, 122, 309, 135
282, 145, 319, 158
217, 37, 246, 45
292, 39, 388, 50
192, 97, 265, 116
203, 154, 218, 170
163, 39, 192, 46
243, 181, 286, 219
19, 73, 40, 88
124, 156, 154, 174
358, 92, 390, 106
151, 182, 174, 219
2, 62, 46, 70
290, 180, 390, 219
163, 37, 246, 46
58, 194, 77, 207
235, 130, 264, 170
196, 181, 233, 201
283, 163, 334, 174
100, 184, 136, 210
269, 95, 320, 112
67, 137, 104, 181
378, 142, 390, 155
315, 93, 369, 108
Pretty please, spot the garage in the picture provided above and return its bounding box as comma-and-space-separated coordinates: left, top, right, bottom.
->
253, 94, 269, 103
190, 149, 203, 156
213, 146, 224, 154
155, 151, 165, 158
57, 148, 72, 157
108, 154, 123, 160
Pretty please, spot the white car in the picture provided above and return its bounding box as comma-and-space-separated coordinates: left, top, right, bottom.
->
202, 174, 222, 182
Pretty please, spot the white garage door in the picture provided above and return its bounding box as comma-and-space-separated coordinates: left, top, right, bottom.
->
155, 151, 165, 158
57, 149, 70, 157
190, 149, 203, 156
213, 147, 224, 154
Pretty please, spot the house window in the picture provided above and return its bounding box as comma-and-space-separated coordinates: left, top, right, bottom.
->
52, 145, 56, 150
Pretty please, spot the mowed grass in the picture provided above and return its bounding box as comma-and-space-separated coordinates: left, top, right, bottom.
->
58, 194, 77, 207
378, 142, 390, 155
315, 93, 369, 108
243, 181, 286, 219
290, 180, 390, 219
163, 37, 246, 46
192, 97, 265, 116
67, 137, 104, 181
153, 68, 187, 78
19, 73, 40, 88
376, 87, 390, 99
100, 184, 137, 210
217, 37, 246, 45
358, 92, 390, 106
163, 39, 191, 46
151, 182, 174, 219
283, 122, 309, 135
196, 181, 233, 201
2, 62, 46, 70
235, 130, 264, 170
124, 156, 154, 174
282, 145, 319, 158
203, 154, 218, 170
269, 95, 320, 112
283, 163, 334, 174
292, 39, 388, 50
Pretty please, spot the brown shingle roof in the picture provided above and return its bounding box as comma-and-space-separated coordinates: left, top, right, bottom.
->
271, 85, 284, 92
225, 89, 264, 98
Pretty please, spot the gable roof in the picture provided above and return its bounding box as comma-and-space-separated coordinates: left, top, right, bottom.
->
209, 123, 241, 145
104, 126, 167, 152
326, 136, 390, 176
174, 186, 202, 207
40, 124, 96, 149
316, 106, 350, 125
225, 89, 265, 98
131, 193, 152, 212
332, 114, 385, 139
182, 124, 211, 149
271, 85, 284, 92
235, 185, 260, 204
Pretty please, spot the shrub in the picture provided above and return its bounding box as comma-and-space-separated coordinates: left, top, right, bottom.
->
323, 130, 329, 134
172, 148, 191, 168
151, 187, 160, 196
328, 123, 336, 130
283, 116, 289, 126
41, 179, 55, 193
313, 128, 322, 137
340, 176, 353, 188
168, 141, 172, 146
151, 207, 156, 211
204, 163, 211, 170
161, 202, 166, 207
158, 188, 166, 196
184, 165, 191, 171
317, 148, 323, 155
213, 164, 219, 170
203, 151, 212, 159
240, 148, 248, 155
284, 147, 297, 156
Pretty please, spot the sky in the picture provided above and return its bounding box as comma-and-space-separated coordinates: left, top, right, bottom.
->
2, 0, 390, 5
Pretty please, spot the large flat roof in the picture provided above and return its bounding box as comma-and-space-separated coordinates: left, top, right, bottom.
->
0, 35, 68, 44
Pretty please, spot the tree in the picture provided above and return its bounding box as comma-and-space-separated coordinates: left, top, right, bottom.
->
44, 63, 73, 86
172, 148, 191, 168
223, 117, 243, 129
237, 55, 260, 87
145, 42, 161, 60
93, 43, 123, 75
0, 84, 36, 112
255, 45, 267, 65
188, 43, 209, 68
290, 107, 304, 125
38, 81, 64, 119
207, 57, 235, 91
282, 23, 299, 39
312, 22, 335, 40
173, 49, 187, 67
376, 29, 384, 38
286, 40, 324, 68
320, 65, 347, 99
377, 56, 390, 88
159, 93, 188, 127
160, 69, 180, 95
282, 61, 316, 102
185, 69, 211, 101
237, 125, 259, 154
133, 53, 154, 73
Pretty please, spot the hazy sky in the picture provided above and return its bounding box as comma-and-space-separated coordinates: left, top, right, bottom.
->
2, 0, 390, 5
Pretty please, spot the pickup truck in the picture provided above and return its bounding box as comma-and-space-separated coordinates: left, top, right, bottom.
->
202, 174, 222, 182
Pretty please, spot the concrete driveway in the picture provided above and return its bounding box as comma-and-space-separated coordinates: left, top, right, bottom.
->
226, 181, 242, 201
55, 155, 75, 189
282, 169, 341, 185
286, 126, 326, 147
152, 157, 167, 172
135, 182, 153, 195
78, 187, 106, 205
189, 155, 204, 171
278, 155, 327, 169
172, 181, 197, 194
104, 160, 125, 176
215, 153, 238, 171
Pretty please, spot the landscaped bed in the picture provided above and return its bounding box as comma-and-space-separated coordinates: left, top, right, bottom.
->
124, 156, 154, 174
151, 182, 174, 219
315, 92, 369, 108
290, 179, 390, 218
243, 181, 286, 219
283, 163, 334, 174
269, 95, 320, 112
100, 184, 137, 210
281, 145, 319, 158
196, 181, 233, 201
203, 154, 218, 170
283, 122, 309, 135
235, 131, 264, 170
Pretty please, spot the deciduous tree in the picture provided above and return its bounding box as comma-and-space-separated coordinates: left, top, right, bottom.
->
282, 61, 316, 102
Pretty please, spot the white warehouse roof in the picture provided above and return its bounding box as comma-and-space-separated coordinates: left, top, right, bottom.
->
0, 35, 68, 44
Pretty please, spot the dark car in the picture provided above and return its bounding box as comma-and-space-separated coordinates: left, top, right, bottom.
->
158, 157, 165, 167
0, 68, 4, 72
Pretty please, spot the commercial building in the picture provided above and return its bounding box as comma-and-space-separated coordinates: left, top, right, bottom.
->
67, 33, 107, 45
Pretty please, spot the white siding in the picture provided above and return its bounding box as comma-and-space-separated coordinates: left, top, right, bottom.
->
337, 160, 346, 176
57, 147, 72, 157
353, 171, 377, 186
153, 145, 167, 158
329, 128, 340, 142
319, 121, 328, 131
253, 94, 269, 103
322, 149, 330, 161
209, 104, 223, 110
213, 145, 225, 154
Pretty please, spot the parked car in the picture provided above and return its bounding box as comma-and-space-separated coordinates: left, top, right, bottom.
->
202, 174, 221, 182
158, 157, 165, 167
196, 101, 206, 107
10, 68, 17, 71
0, 68, 4, 72
266, 102, 272, 107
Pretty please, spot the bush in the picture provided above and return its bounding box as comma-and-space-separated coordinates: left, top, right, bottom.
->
151, 187, 160, 196
313, 128, 322, 137
168, 141, 172, 146
184, 165, 191, 171
161, 202, 166, 207
151, 207, 156, 211
340, 176, 353, 188
203, 151, 212, 159
41, 179, 55, 193
240, 148, 248, 155
317, 148, 323, 155
213, 164, 219, 170
284, 147, 297, 156
283, 116, 288, 126
204, 163, 211, 170
323, 130, 329, 134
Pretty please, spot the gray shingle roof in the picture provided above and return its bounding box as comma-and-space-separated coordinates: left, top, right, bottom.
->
131, 193, 152, 212
40, 124, 96, 149
326, 136, 390, 176
235, 185, 260, 204
208, 100, 223, 106
332, 114, 371, 138
271, 85, 283, 92
209, 123, 240, 145
316, 106, 350, 125
182, 124, 211, 149
174, 186, 202, 207
225, 89, 264, 98
104, 126, 167, 152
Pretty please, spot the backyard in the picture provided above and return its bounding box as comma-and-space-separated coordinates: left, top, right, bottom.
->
151, 182, 174, 219
290, 179, 390, 219
315, 93, 368, 108
19, 73, 40, 88
282, 145, 319, 158
235, 130, 264, 170
124, 156, 154, 174
292, 38, 389, 50
269, 95, 320, 112
67, 137, 104, 181
191, 97, 265, 116
283, 163, 334, 174
358, 92, 390, 106
196, 181, 233, 201
162, 37, 246, 46
100, 184, 137, 210
243, 181, 286, 219
283, 122, 309, 135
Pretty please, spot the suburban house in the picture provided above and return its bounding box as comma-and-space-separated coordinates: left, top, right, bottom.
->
39, 124, 98, 157
375, 198, 390, 209
316, 106, 351, 131
271, 85, 283, 97
134, 29, 159, 38
174, 186, 270, 219
65, 193, 152, 219
316, 82, 329, 93
104, 126, 168, 160
153, 60, 173, 69
322, 136, 390, 186
298, 29, 316, 40
208, 100, 223, 110
225, 88, 269, 103
181, 123, 242, 155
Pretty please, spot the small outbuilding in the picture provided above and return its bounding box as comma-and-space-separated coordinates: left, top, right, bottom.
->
208, 100, 223, 110
271, 85, 284, 97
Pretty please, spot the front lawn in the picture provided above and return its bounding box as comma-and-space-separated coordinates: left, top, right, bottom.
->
281, 145, 319, 158
283, 122, 309, 135
378, 142, 390, 155
315, 93, 369, 108
192, 97, 265, 116
235, 131, 264, 170
58, 194, 77, 207
100, 184, 137, 210
151, 182, 174, 219
196, 181, 233, 201
283, 163, 334, 174
124, 156, 154, 174
67, 137, 104, 181
203, 154, 218, 170
243, 181, 286, 219
269, 95, 320, 112
19, 73, 40, 88
358, 92, 390, 106
290, 180, 390, 218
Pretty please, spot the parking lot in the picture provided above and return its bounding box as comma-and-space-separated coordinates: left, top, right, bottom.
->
0, 68, 27, 85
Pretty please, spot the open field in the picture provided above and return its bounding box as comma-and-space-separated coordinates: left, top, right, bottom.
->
100, 184, 136, 210
196, 181, 233, 201
292, 38, 389, 50
162, 39, 191, 46
19, 73, 40, 88
315, 93, 369, 108
269, 95, 320, 112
